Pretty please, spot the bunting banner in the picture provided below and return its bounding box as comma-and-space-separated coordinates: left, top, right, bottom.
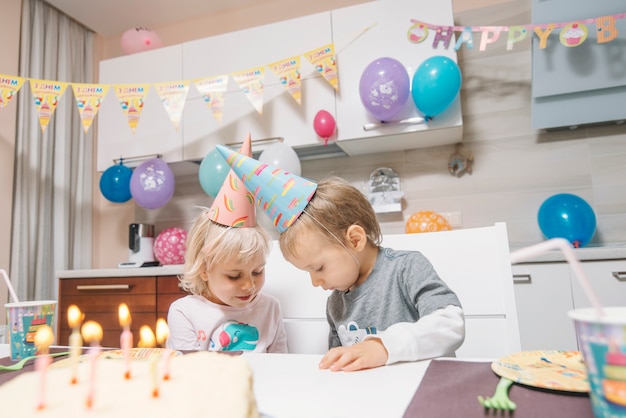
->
0, 74, 25, 110
194, 75, 229, 125
72, 83, 109, 133
232, 66, 265, 115
304, 43, 339, 91
30, 79, 69, 133
113, 84, 151, 134
269, 55, 302, 105
154, 80, 190, 130
409, 12, 626, 52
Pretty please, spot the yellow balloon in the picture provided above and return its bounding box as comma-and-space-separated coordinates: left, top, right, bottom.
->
405, 210, 452, 234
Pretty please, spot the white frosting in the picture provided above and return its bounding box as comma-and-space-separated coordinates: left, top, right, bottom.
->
0, 351, 258, 417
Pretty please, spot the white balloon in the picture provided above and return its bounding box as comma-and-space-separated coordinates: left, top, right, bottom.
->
259, 142, 301, 176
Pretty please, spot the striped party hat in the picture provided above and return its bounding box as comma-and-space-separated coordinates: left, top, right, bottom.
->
208, 134, 256, 227
215, 144, 317, 233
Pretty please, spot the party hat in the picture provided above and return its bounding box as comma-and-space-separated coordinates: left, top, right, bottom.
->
215, 144, 317, 233
208, 134, 256, 227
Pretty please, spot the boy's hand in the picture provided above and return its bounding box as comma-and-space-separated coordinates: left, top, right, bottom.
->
319, 338, 388, 372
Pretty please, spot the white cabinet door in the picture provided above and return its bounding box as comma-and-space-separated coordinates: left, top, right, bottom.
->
331, 0, 462, 154
97, 45, 184, 171
512, 263, 578, 351
572, 259, 626, 309
181, 12, 335, 160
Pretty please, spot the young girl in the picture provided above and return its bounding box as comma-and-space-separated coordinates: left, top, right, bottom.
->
278, 177, 464, 371
167, 136, 288, 353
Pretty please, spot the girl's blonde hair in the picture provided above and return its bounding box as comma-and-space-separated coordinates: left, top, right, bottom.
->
279, 176, 381, 259
180, 208, 271, 295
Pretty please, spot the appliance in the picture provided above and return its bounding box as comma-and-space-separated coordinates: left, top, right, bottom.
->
118, 223, 159, 268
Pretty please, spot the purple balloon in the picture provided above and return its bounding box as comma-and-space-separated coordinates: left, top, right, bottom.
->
129, 157, 175, 209
359, 57, 410, 122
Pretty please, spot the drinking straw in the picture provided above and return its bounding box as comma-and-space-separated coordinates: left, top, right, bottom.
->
509, 238, 604, 317
1, 269, 19, 303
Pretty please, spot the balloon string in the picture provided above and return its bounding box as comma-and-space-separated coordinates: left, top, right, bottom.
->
335, 22, 379, 56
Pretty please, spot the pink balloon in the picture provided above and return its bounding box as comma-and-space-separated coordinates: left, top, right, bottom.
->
153, 227, 187, 265
313, 110, 336, 145
120, 27, 163, 54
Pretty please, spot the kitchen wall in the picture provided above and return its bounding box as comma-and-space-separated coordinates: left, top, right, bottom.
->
94, 0, 626, 268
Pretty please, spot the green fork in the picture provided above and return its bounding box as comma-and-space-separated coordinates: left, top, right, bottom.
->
0, 351, 69, 371
478, 377, 517, 412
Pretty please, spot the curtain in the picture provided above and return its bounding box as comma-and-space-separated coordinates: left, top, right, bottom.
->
11, 0, 94, 301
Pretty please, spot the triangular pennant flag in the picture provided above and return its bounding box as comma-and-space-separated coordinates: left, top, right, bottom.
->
215, 144, 317, 233
304, 43, 339, 91
113, 84, 151, 134
194, 75, 229, 125
208, 134, 256, 227
154, 80, 190, 130
30, 79, 69, 133
232, 66, 265, 115
71, 83, 110, 134
268, 55, 302, 105
0, 74, 26, 110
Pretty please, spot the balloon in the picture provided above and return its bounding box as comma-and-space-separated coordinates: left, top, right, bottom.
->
99, 163, 132, 203
359, 57, 410, 121
120, 27, 163, 55
406, 211, 452, 233
154, 227, 187, 265
199, 148, 230, 198
129, 157, 175, 209
259, 141, 301, 176
411, 55, 462, 118
538, 193, 596, 248
313, 110, 336, 145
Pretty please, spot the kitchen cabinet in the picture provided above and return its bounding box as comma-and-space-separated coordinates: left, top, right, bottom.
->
97, 45, 184, 172
512, 263, 578, 351
57, 275, 187, 348
571, 259, 626, 309
331, 0, 462, 155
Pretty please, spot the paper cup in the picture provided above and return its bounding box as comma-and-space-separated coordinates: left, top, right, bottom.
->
569, 307, 626, 417
5, 300, 56, 361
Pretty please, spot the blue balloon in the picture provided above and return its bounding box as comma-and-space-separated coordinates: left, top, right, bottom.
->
537, 194, 596, 248
199, 148, 230, 198
99, 163, 132, 203
411, 56, 461, 118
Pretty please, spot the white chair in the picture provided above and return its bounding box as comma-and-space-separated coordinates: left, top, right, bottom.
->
264, 222, 521, 358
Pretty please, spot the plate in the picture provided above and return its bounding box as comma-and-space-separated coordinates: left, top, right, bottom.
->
491, 350, 589, 392
51, 347, 182, 369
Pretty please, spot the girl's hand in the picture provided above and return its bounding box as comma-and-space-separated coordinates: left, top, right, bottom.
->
319, 339, 388, 372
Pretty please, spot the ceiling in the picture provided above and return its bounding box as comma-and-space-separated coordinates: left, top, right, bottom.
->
45, 0, 266, 37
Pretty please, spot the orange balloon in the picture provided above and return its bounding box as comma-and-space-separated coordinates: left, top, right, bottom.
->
405, 210, 452, 234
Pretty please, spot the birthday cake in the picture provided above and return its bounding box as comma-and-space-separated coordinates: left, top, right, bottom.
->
0, 350, 259, 417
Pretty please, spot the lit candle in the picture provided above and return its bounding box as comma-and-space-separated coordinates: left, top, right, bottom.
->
81, 320, 103, 410
155, 318, 171, 381
67, 304, 84, 385
138, 325, 159, 398
34, 325, 54, 411
118, 303, 133, 379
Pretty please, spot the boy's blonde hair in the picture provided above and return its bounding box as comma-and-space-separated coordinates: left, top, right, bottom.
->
279, 176, 381, 259
180, 208, 271, 295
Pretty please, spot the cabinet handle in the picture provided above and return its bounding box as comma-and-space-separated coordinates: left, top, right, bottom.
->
611, 272, 626, 282
512, 274, 532, 284
76, 284, 132, 291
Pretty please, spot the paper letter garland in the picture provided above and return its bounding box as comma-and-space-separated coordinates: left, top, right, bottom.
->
30, 79, 69, 133
113, 84, 151, 134
304, 43, 339, 91
268, 55, 302, 105
154, 81, 190, 130
194, 75, 229, 125
232, 66, 265, 115
72, 83, 110, 133
0, 74, 25, 110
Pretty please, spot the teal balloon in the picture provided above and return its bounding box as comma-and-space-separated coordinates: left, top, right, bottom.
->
537, 194, 596, 248
199, 148, 230, 198
99, 163, 132, 203
411, 56, 461, 118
